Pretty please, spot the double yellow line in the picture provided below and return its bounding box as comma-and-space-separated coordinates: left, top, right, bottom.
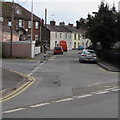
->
0, 69, 35, 102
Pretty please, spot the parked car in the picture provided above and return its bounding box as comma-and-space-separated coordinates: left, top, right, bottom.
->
78, 45, 84, 50
79, 49, 97, 63
53, 46, 63, 54
78, 46, 84, 54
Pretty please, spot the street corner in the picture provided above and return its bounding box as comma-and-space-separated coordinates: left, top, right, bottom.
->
1, 68, 35, 102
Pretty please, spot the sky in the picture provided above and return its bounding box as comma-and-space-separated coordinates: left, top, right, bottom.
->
4, 0, 120, 25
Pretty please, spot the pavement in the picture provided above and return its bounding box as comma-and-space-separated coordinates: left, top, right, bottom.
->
1, 52, 53, 93
1, 52, 119, 97
97, 59, 120, 72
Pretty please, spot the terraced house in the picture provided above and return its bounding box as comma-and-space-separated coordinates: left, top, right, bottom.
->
46, 20, 88, 50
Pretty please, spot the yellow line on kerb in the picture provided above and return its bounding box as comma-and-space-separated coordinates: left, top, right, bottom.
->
0, 76, 35, 102
1, 68, 36, 102
0, 81, 29, 100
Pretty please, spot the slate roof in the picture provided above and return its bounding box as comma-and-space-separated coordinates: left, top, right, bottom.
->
46, 24, 71, 33
64, 25, 85, 34
2, 2, 41, 21
46, 25, 59, 32
46, 24, 86, 34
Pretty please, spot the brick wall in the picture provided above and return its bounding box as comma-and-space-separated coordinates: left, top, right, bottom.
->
2, 41, 33, 58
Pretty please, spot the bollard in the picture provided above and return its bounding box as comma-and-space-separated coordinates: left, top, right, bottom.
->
44, 54, 47, 59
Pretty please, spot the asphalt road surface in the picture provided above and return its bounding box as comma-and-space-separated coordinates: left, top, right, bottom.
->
2, 50, 119, 118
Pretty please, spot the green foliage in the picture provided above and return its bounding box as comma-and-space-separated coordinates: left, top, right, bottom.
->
86, 2, 119, 50
76, 18, 87, 30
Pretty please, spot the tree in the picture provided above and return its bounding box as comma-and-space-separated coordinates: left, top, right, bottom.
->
76, 18, 87, 30
86, 2, 118, 50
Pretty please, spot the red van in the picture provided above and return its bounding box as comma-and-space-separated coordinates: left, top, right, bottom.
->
59, 41, 67, 52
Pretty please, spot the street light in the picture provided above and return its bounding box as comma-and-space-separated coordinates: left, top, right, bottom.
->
31, 0, 33, 58
9, 0, 14, 58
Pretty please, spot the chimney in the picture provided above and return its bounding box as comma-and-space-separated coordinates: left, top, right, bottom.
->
59, 22, 65, 26
68, 23, 73, 27
50, 21, 56, 26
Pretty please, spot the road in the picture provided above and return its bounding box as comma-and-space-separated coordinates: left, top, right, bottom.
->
2, 50, 119, 118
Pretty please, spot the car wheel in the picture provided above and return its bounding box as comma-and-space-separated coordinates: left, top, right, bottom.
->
79, 60, 81, 63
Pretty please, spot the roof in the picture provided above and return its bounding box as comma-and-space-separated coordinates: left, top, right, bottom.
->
64, 25, 85, 33
46, 25, 59, 32
46, 24, 71, 33
46, 21, 85, 33
2, 2, 41, 21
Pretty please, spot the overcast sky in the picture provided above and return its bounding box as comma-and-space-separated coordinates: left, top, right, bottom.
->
5, 0, 120, 25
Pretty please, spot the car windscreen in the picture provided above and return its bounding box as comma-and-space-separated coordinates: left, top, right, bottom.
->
54, 47, 62, 50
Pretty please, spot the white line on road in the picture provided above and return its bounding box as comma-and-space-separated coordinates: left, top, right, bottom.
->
74, 94, 93, 99
30, 103, 50, 108
111, 89, 120, 92
54, 98, 73, 103
2, 108, 25, 114
95, 91, 109, 95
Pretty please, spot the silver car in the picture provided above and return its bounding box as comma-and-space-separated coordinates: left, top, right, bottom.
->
79, 49, 97, 63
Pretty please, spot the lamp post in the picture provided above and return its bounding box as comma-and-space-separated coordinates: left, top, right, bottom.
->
9, 0, 14, 58
44, 8, 47, 55
31, 0, 33, 58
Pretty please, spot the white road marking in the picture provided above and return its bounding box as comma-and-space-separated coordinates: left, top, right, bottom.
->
30, 103, 50, 108
74, 94, 92, 98
111, 89, 120, 92
95, 91, 109, 95
2, 108, 25, 114
55, 98, 73, 103
2, 85, 119, 114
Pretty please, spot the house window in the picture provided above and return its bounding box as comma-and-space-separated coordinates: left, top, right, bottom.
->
35, 35, 38, 40
55, 32, 57, 38
28, 34, 31, 40
78, 34, 81, 40
74, 34, 77, 40
60, 33, 62, 38
28, 21, 31, 28
19, 19, 22, 27
74, 42, 76, 49
65, 33, 67, 38
35, 22, 39, 29
70, 34, 71, 39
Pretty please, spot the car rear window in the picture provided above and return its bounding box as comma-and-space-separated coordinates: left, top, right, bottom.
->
82, 50, 95, 54
88, 50, 95, 53
54, 47, 62, 50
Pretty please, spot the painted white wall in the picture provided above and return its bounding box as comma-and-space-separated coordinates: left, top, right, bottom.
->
72, 33, 82, 49
50, 31, 72, 50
